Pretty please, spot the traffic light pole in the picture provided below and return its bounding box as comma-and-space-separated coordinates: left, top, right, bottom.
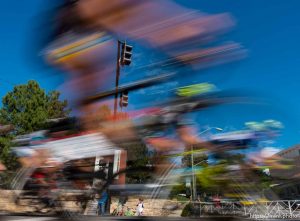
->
114, 40, 121, 117
120, 93, 123, 112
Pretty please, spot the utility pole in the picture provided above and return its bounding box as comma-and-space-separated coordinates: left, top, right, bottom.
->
114, 40, 121, 117
191, 145, 196, 201
191, 127, 223, 201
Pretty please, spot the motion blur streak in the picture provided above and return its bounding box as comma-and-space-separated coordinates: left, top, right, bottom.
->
0, 0, 293, 219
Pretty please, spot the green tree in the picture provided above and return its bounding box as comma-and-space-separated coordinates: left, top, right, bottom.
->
124, 143, 153, 184
0, 80, 70, 171
0, 80, 70, 135
46, 91, 69, 119
0, 136, 18, 170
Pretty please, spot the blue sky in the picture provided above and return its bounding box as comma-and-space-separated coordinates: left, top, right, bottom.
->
1, 1, 300, 149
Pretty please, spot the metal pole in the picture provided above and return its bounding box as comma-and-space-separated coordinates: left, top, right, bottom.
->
110, 40, 121, 213
191, 145, 196, 201
120, 93, 123, 113
192, 127, 222, 201
114, 40, 121, 117
199, 201, 201, 217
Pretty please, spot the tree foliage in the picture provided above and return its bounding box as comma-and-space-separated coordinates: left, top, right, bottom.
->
124, 143, 154, 184
0, 80, 70, 135
0, 136, 18, 170
196, 164, 227, 191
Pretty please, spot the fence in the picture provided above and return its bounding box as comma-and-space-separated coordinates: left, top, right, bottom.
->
192, 200, 300, 218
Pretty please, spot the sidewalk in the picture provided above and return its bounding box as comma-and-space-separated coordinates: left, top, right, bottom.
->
168, 202, 188, 217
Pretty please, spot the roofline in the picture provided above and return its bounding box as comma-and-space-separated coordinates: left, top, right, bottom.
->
276, 144, 300, 156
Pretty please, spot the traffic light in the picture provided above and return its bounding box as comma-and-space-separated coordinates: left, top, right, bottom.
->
120, 42, 133, 66
119, 91, 129, 107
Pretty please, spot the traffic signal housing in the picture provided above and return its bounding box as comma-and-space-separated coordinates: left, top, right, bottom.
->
120, 42, 133, 66
119, 91, 129, 107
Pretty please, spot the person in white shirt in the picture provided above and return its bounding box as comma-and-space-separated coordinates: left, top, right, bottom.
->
136, 198, 144, 216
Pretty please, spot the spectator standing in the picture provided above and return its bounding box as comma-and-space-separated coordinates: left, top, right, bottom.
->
213, 194, 221, 208
97, 191, 108, 216
136, 198, 144, 216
